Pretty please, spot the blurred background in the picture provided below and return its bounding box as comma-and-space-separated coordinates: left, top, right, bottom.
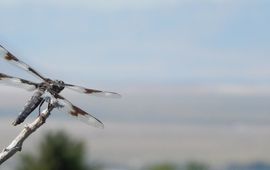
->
0, 0, 270, 170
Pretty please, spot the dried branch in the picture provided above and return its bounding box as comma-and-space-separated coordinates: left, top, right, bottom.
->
0, 105, 55, 165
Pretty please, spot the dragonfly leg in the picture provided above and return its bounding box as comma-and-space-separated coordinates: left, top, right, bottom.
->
38, 99, 46, 116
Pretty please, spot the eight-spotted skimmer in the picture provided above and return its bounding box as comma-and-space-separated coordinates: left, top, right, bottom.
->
0, 45, 121, 128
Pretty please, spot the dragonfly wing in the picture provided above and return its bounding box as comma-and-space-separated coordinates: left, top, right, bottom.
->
53, 93, 104, 128
0, 73, 38, 91
0, 45, 47, 81
65, 83, 121, 98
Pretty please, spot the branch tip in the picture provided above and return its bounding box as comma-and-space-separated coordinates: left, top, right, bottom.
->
0, 106, 54, 165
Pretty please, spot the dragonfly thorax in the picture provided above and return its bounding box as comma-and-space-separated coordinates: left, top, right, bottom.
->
49, 80, 65, 94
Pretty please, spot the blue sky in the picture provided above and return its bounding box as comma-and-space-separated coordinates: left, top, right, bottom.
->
0, 0, 270, 167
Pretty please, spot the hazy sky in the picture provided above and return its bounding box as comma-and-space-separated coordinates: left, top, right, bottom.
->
0, 0, 269, 87
0, 0, 269, 123
0, 0, 270, 167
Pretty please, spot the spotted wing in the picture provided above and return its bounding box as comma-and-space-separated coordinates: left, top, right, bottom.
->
0, 73, 38, 91
0, 45, 47, 81
65, 83, 121, 98
53, 93, 104, 128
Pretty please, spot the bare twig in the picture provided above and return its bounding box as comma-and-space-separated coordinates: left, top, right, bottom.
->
0, 105, 55, 165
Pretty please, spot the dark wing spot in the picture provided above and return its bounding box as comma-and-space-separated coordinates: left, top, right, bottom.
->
55, 94, 64, 99
5, 52, 19, 61
54, 94, 89, 117
85, 89, 102, 94
70, 106, 88, 116
20, 79, 39, 88
0, 73, 10, 80
28, 67, 45, 79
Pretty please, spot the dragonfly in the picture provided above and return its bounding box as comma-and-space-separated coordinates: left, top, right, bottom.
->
0, 45, 121, 128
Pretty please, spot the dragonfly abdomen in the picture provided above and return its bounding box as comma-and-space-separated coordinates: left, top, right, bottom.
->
12, 90, 44, 126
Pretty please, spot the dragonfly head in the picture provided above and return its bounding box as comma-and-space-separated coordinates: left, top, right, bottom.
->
50, 80, 65, 93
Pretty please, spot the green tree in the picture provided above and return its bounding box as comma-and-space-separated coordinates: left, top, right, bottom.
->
147, 162, 209, 170
148, 163, 177, 170
16, 131, 99, 170
185, 162, 209, 170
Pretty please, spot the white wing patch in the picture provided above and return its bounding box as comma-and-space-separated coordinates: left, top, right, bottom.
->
0, 73, 37, 91
0, 46, 7, 58
52, 94, 104, 129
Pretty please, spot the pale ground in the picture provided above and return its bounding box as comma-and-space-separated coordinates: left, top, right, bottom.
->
1, 117, 270, 169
